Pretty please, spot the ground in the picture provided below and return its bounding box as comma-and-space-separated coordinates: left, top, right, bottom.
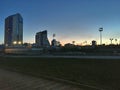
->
0, 56, 119, 90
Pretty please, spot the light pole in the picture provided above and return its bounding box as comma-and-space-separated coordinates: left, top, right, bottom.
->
110, 38, 113, 44
72, 41, 75, 45
53, 33, 56, 39
115, 39, 117, 45
99, 27, 103, 45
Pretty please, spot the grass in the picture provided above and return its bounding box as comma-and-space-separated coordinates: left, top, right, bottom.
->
0, 56, 120, 90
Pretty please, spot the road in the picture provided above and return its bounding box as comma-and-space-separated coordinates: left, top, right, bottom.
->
0, 68, 100, 90
5, 55, 120, 59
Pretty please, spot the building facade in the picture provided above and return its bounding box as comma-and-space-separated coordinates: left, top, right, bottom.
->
35, 30, 50, 47
4, 13, 23, 47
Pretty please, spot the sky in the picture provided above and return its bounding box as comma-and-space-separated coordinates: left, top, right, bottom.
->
0, 0, 120, 45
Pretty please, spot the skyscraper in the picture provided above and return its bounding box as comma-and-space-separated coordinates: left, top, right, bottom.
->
4, 13, 23, 47
35, 30, 50, 47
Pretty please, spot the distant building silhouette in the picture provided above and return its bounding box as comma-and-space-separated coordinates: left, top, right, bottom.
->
51, 39, 60, 47
4, 13, 23, 47
64, 43, 74, 47
35, 30, 50, 47
92, 40, 97, 47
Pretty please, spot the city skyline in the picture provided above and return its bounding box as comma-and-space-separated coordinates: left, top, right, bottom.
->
1, 0, 120, 45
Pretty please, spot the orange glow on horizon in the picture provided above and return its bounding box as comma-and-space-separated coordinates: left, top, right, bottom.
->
24, 37, 119, 46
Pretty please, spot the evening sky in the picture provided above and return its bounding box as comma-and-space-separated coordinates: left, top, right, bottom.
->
0, 0, 120, 45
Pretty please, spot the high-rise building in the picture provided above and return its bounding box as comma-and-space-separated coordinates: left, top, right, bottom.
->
35, 30, 50, 47
4, 13, 23, 47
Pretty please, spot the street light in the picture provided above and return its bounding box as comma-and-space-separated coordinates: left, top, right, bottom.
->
110, 38, 113, 44
99, 27, 103, 45
115, 39, 117, 45
53, 34, 55, 39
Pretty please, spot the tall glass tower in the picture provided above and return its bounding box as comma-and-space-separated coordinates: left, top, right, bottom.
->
4, 13, 23, 47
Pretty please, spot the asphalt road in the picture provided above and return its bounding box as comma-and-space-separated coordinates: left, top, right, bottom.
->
0, 69, 92, 90
5, 55, 120, 59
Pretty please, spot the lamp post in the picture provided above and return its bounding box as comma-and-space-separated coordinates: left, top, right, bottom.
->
110, 38, 113, 44
99, 27, 103, 45
115, 39, 117, 45
72, 41, 75, 45
53, 34, 55, 39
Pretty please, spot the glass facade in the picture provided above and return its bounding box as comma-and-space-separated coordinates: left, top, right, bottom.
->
4, 13, 23, 47
35, 30, 50, 47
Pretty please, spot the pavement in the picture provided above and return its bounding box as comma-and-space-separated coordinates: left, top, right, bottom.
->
0, 69, 91, 90
5, 55, 120, 59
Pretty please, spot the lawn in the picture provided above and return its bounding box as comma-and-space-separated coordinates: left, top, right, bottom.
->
0, 56, 120, 90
